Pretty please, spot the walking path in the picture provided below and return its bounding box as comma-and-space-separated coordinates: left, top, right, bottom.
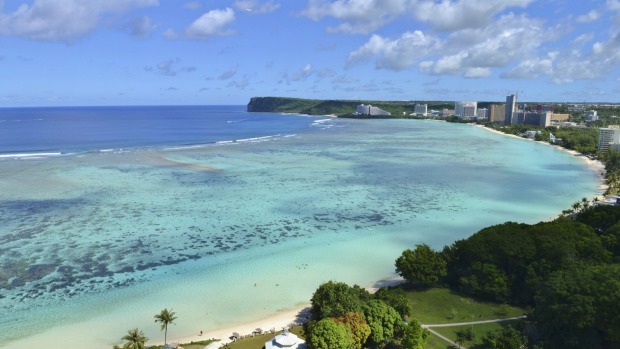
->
421, 315, 527, 349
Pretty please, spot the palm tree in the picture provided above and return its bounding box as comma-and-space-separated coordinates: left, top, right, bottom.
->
154, 308, 177, 347
120, 328, 148, 349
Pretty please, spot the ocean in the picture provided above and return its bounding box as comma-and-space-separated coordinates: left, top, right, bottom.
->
0, 105, 600, 348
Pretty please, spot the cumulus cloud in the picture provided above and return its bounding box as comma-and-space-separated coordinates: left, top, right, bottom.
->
301, 0, 533, 33
576, 10, 600, 23
347, 30, 438, 70
0, 0, 159, 41
501, 57, 554, 79
186, 7, 235, 38
349, 13, 553, 78
234, 0, 280, 13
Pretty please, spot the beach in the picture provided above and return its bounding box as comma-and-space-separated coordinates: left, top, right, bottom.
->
148, 276, 406, 348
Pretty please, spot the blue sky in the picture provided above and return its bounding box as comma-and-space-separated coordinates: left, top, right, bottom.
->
0, 0, 619, 106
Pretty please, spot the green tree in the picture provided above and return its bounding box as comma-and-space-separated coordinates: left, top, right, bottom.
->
533, 264, 620, 348
401, 319, 430, 349
310, 281, 368, 320
395, 244, 446, 287
333, 312, 371, 349
307, 318, 352, 349
154, 308, 177, 347
373, 287, 412, 318
362, 299, 402, 348
120, 328, 148, 349
480, 326, 526, 349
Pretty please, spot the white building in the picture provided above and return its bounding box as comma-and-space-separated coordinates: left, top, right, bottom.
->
356, 104, 391, 116
413, 103, 428, 116
598, 126, 620, 152
455, 101, 477, 119
586, 110, 598, 121
265, 330, 306, 349
476, 108, 488, 120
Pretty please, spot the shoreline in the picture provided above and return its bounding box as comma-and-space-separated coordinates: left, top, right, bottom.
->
473, 124, 607, 195
147, 276, 405, 348
149, 124, 608, 349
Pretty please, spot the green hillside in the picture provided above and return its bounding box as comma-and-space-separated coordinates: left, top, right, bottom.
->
246, 96, 454, 117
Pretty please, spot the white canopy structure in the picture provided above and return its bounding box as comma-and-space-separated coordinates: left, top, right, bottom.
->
265, 329, 306, 349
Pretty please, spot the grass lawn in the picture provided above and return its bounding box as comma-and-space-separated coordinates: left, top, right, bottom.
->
223, 326, 306, 349
431, 321, 524, 348
402, 287, 525, 325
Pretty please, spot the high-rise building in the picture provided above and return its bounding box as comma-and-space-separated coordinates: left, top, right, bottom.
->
504, 95, 517, 125
414, 103, 428, 116
598, 126, 620, 152
455, 101, 477, 119
477, 108, 488, 119
356, 104, 391, 116
489, 104, 505, 123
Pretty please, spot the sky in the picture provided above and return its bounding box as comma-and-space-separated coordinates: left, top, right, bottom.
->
0, 0, 619, 107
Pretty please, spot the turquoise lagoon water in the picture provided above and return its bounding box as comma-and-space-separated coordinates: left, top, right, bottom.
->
0, 113, 600, 348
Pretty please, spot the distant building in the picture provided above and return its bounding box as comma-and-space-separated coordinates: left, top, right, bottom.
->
476, 108, 488, 120
524, 130, 542, 139
551, 113, 570, 121
455, 101, 477, 119
531, 104, 554, 113
505, 95, 517, 125
356, 104, 391, 116
440, 109, 454, 117
598, 126, 620, 152
489, 104, 505, 124
513, 111, 551, 127
413, 103, 428, 116
586, 110, 598, 121
568, 105, 587, 112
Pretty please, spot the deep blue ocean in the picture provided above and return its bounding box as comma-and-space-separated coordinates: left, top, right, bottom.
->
0, 105, 318, 156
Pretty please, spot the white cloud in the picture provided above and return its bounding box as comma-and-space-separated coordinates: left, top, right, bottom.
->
412, 0, 533, 31
291, 64, 313, 81
0, 0, 159, 41
234, 0, 280, 14
347, 31, 438, 70
186, 8, 235, 39
301, 0, 409, 34
572, 33, 594, 45
348, 13, 550, 77
301, 0, 533, 33
463, 67, 491, 79
501, 57, 553, 79
576, 10, 599, 23
163, 28, 177, 39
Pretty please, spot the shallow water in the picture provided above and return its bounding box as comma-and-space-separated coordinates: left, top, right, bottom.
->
0, 116, 599, 348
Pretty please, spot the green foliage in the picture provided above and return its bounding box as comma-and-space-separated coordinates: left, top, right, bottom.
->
395, 244, 446, 288
444, 219, 610, 305
401, 319, 430, 349
154, 308, 177, 346
480, 326, 527, 349
307, 318, 352, 349
362, 299, 403, 348
532, 263, 620, 349
120, 328, 148, 349
310, 281, 369, 320
333, 312, 371, 349
455, 327, 475, 346
246, 96, 453, 117
374, 287, 412, 319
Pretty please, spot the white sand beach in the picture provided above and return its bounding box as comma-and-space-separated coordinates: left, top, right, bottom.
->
148, 276, 406, 348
